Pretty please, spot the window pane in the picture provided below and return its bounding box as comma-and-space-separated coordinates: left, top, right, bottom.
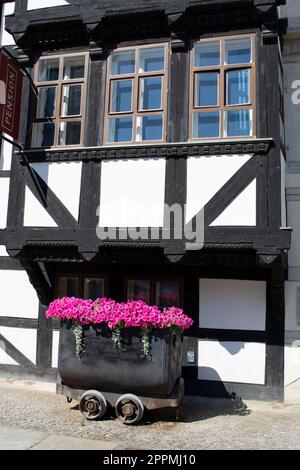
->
195, 41, 220, 67
59, 121, 81, 145
36, 87, 56, 118
57, 277, 79, 298
226, 109, 252, 137
156, 281, 180, 307
110, 50, 135, 75
32, 122, 55, 147
127, 280, 150, 304
225, 38, 251, 64
139, 77, 162, 110
84, 278, 105, 300
107, 117, 133, 143
61, 84, 81, 116
139, 47, 165, 72
193, 112, 220, 138
38, 59, 59, 82
139, 114, 163, 141
63, 56, 85, 80
195, 72, 218, 107
227, 70, 250, 105
111, 80, 132, 113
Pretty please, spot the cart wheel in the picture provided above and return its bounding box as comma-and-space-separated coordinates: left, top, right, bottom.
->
115, 394, 144, 425
79, 390, 107, 420
175, 405, 183, 422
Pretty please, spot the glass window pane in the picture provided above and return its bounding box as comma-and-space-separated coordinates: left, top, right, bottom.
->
111, 80, 132, 113
226, 109, 252, 137
139, 47, 165, 72
32, 122, 55, 147
227, 69, 250, 105
139, 77, 162, 110
36, 87, 56, 118
195, 72, 218, 107
57, 277, 79, 298
61, 84, 82, 116
63, 56, 85, 80
84, 278, 105, 300
194, 41, 220, 67
59, 121, 81, 145
139, 114, 163, 141
193, 112, 220, 138
225, 38, 252, 65
110, 50, 135, 75
107, 117, 133, 143
156, 280, 180, 307
127, 280, 150, 304
38, 59, 59, 82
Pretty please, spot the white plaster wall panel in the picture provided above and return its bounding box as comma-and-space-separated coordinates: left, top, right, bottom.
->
0, 137, 13, 171
1, 3, 15, 46
198, 340, 266, 385
186, 154, 252, 223
285, 345, 300, 388
0, 270, 39, 318
286, 201, 300, 267
0, 178, 9, 229
199, 279, 266, 331
283, 59, 300, 163
99, 158, 166, 227
0, 327, 37, 365
24, 186, 58, 227
286, 173, 300, 189
27, 0, 69, 10
210, 180, 256, 226
0, 245, 8, 256
52, 331, 60, 368
285, 281, 300, 331
31, 162, 82, 220
0, 347, 18, 365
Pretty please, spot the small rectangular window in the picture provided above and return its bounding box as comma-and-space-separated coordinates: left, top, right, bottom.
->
190, 35, 255, 140
105, 44, 168, 145
127, 279, 151, 304
57, 277, 79, 298
32, 53, 88, 148
156, 280, 180, 307
84, 278, 105, 300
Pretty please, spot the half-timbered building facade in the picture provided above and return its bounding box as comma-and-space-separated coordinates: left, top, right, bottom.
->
0, 0, 291, 401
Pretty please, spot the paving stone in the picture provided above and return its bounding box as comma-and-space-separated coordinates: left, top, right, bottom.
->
0, 425, 47, 450
31, 434, 119, 450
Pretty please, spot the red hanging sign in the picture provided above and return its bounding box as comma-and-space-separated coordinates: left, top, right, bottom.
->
0, 49, 23, 140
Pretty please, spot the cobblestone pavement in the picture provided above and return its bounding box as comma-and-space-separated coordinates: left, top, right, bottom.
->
0, 380, 300, 450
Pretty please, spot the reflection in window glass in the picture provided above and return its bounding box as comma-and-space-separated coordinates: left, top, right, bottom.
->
195, 72, 218, 107
193, 112, 220, 138
226, 109, 252, 136
57, 277, 79, 298
111, 50, 135, 75
107, 117, 133, 143
37, 87, 56, 118
59, 121, 81, 145
139, 47, 164, 72
139, 77, 162, 110
32, 122, 55, 147
63, 56, 85, 80
127, 280, 150, 304
227, 70, 249, 105
84, 278, 105, 300
38, 59, 59, 82
156, 281, 180, 307
111, 80, 133, 113
139, 114, 163, 141
61, 84, 81, 116
194, 41, 220, 67
225, 38, 251, 65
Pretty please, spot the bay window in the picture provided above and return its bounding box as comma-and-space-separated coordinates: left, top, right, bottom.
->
32, 53, 88, 148
104, 44, 168, 145
190, 35, 255, 140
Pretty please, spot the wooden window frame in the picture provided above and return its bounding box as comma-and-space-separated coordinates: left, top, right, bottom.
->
189, 34, 256, 141
55, 273, 109, 299
104, 43, 169, 146
33, 52, 89, 149
125, 275, 183, 307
